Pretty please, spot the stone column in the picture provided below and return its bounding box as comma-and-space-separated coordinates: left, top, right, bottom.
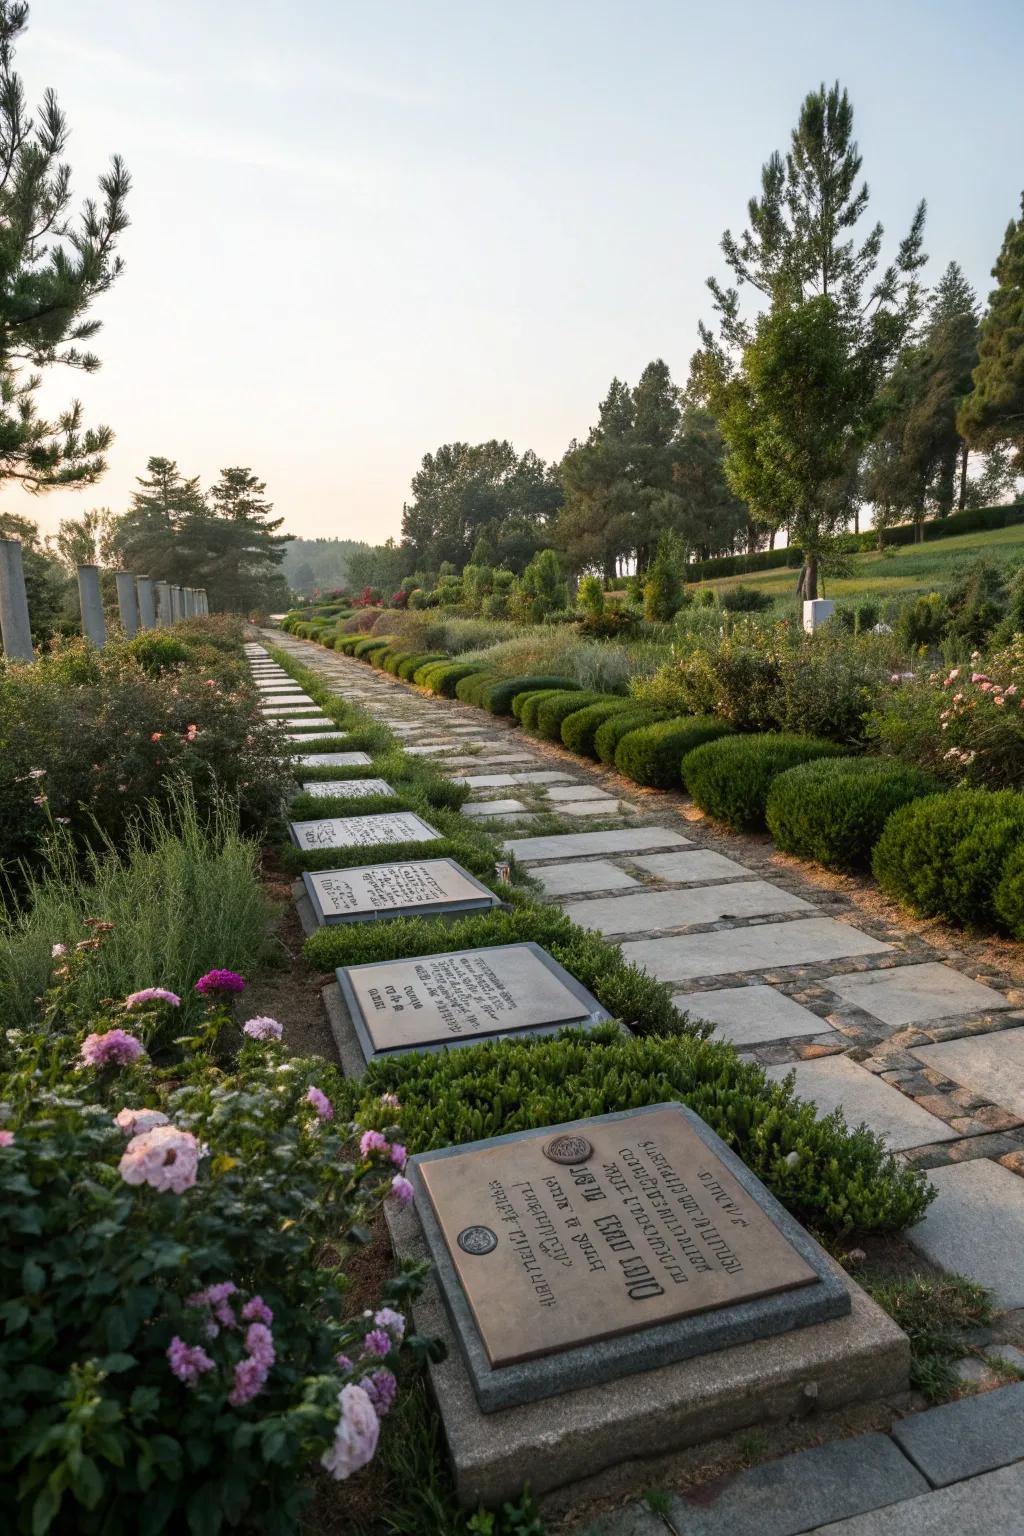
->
170, 586, 184, 622
77, 565, 106, 648
0, 538, 35, 662
186, 588, 196, 617
137, 576, 157, 629
198, 589, 208, 616
115, 571, 139, 638
155, 581, 171, 626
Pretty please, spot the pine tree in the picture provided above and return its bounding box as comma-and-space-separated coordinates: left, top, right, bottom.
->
0, 2, 129, 490
959, 194, 1024, 474
203, 467, 289, 612
110, 457, 207, 582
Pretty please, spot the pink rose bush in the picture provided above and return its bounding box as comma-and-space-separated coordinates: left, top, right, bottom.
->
80, 1028, 146, 1068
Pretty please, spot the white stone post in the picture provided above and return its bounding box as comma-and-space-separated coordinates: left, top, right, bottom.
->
0, 538, 35, 662
137, 576, 157, 629
77, 565, 107, 647
802, 599, 836, 634
155, 581, 171, 626
115, 571, 139, 637
170, 586, 184, 622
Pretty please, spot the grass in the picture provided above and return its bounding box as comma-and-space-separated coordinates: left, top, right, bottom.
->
859, 1269, 993, 1401
0, 781, 273, 1030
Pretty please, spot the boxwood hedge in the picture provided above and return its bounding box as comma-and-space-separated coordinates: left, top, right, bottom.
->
872, 788, 1024, 929
533, 690, 606, 741
419, 661, 480, 695
995, 846, 1024, 939
517, 689, 567, 730
560, 697, 633, 756
483, 675, 580, 716
683, 733, 846, 830
615, 716, 734, 789
334, 1026, 931, 1236
766, 757, 938, 871
456, 671, 501, 705
593, 708, 667, 765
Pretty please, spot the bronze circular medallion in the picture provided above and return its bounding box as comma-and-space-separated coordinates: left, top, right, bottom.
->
457, 1224, 498, 1256
543, 1133, 593, 1165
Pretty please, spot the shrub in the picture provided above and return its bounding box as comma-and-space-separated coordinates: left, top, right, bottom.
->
397, 653, 445, 680
481, 674, 579, 716
896, 592, 947, 649
352, 637, 389, 659
872, 788, 1024, 929
593, 708, 666, 764
514, 689, 565, 729
336, 1029, 931, 1236
577, 574, 605, 621
683, 733, 845, 830
417, 661, 474, 694
994, 845, 1024, 938
615, 716, 734, 789
126, 633, 191, 673
642, 531, 685, 622
455, 671, 500, 705
533, 690, 605, 741
765, 757, 938, 871
560, 698, 634, 756
719, 584, 773, 612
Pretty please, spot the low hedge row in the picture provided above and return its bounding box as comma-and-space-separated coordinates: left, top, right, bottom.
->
766, 758, 938, 871
516, 688, 566, 729
456, 671, 501, 705
594, 708, 666, 764
683, 733, 846, 830
615, 716, 734, 789
533, 689, 606, 741
483, 674, 580, 716
560, 697, 634, 755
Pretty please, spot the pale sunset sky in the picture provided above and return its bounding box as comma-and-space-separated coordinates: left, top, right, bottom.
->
13, 0, 1024, 543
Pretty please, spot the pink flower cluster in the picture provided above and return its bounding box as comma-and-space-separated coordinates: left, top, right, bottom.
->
229, 1321, 276, 1406
243, 1015, 283, 1041
358, 1129, 407, 1170
114, 1106, 169, 1136
320, 1383, 380, 1480
125, 987, 181, 1008
306, 1085, 334, 1120
189, 1280, 240, 1333
80, 1029, 146, 1068
119, 1125, 199, 1193
363, 1369, 397, 1417
942, 667, 1023, 711
0, 1129, 14, 1149
167, 1336, 215, 1386
194, 969, 246, 997
390, 1175, 414, 1207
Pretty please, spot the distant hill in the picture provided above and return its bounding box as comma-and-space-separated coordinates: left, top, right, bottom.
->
281, 537, 372, 596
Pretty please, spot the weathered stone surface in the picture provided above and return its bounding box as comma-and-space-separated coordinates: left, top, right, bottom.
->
456, 771, 575, 789
281, 716, 333, 729
506, 828, 692, 862
765, 1054, 956, 1150
579, 1506, 665, 1536
461, 799, 529, 818
562, 800, 628, 817
907, 1159, 1024, 1308
289, 810, 439, 849
260, 701, 318, 712
810, 1462, 1024, 1534
911, 1028, 1024, 1119
665, 1433, 926, 1536
295, 751, 372, 768
673, 984, 834, 1047
303, 858, 498, 925
825, 963, 1011, 1026
622, 919, 891, 983
565, 881, 813, 938
545, 784, 616, 802
631, 849, 755, 884
533, 861, 640, 897
299, 778, 397, 799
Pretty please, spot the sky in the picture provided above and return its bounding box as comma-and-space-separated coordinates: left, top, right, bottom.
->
12, 0, 1024, 544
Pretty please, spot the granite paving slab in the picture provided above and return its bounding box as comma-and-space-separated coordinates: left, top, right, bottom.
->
532, 860, 641, 897
764, 1054, 957, 1151
906, 1159, 1024, 1308
622, 918, 891, 982
506, 827, 692, 861
664, 1432, 926, 1536
565, 880, 813, 937
461, 799, 528, 818
673, 984, 836, 1047
890, 1381, 1024, 1487
455, 771, 575, 789
825, 963, 1012, 1026
544, 784, 617, 801
631, 849, 755, 884
911, 1028, 1024, 1119
561, 800, 630, 817
810, 1462, 1024, 1534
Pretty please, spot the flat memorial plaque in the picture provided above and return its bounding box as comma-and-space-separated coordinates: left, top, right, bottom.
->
288, 809, 439, 850
304, 857, 499, 926
296, 751, 372, 769
300, 778, 397, 799
410, 1102, 848, 1409
338, 940, 609, 1062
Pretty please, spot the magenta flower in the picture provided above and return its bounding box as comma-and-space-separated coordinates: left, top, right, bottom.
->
306, 1085, 334, 1121
363, 1368, 398, 1418
243, 1016, 283, 1041
119, 1126, 199, 1193
390, 1174, 414, 1207
167, 1336, 215, 1387
80, 1029, 146, 1068
362, 1328, 391, 1358
228, 1322, 276, 1407
194, 969, 246, 997
241, 1295, 273, 1326
188, 1281, 239, 1330
389, 1143, 407, 1171
359, 1129, 388, 1158
0, 1130, 14, 1148
335, 1352, 353, 1371
125, 987, 181, 1009
320, 1384, 380, 1480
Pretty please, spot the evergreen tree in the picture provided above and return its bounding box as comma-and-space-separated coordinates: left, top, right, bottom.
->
203, 467, 289, 612
959, 193, 1024, 474
693, 82, 926, 597
0, 2, 129, 491
401, 441, 557, 570
556, 379, 638, 579
109, 457, 206, 582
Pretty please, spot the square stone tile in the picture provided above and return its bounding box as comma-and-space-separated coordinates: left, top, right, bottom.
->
506, 828, 692, 862
622, 919, 891, 983
532, 861, 640, 897
764, 1054, 957, 1151
461, 799, 528, 818
631, 850, 754, 884
890, 1381, 1024, 1488
911, 1028, 1024, 1120
907, 1159, 1024, 1309
809, 1463, 1024, 1535
560, 800, 625, 818
544, 785, 615, 802
564, 881, 813, 937
825, 963, 1011, 1027
456, 771, 574, 789
672, 984, 835, 1047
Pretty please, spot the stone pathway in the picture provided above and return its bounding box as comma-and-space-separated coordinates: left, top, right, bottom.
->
258, 633, 1024, 1532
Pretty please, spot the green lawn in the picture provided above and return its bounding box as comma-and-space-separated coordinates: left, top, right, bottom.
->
701, 522, 1024, 605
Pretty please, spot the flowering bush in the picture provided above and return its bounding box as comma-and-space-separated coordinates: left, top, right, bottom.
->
0, 954, 432, 1534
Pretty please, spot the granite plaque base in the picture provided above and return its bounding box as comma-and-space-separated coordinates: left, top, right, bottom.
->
295, 751, 373, 769
335, 941, 610, 1065
302, 858, 500, 926
288, 810, 440, 850
410, 1103, 849, 1411
299, 778, 397, 799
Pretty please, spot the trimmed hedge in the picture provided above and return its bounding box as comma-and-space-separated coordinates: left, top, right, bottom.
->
419, 661, 480, 695
872, 788, 1024, 929
533, 690, 605, 742
516, 689, 566, 729
398, 652, 445, 680
766, 757, 938, 871
281, 833, 498, 878
683, 733, 846, 830
995, 846, 1024, 939
560, 697, 634, 756
456, 671, 501, 705
482, 675, 580, 716
594, 708, 667, 765
330, 1031, 931, 1237
615, 716, 734, 789
352, 637, 390, 659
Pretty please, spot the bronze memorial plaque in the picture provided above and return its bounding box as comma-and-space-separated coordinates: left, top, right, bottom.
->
418, 1105, 817, 1368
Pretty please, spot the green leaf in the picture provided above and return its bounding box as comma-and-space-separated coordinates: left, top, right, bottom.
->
98, 1352, 138, 1374
31, 1483, 60, 1536
70, 1455, 103, 1510
22, 1259, 46, 1294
